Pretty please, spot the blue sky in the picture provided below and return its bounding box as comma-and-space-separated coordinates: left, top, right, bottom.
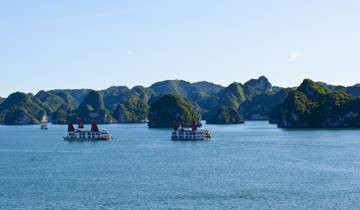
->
1, 0, 360, 97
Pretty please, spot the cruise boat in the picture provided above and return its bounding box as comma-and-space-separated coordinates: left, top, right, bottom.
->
171, 119, 211, 141
40, 115, 48, 130
64, 119, 112, 141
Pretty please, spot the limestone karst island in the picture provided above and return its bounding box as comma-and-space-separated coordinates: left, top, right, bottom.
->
1, 76, 360, 128
2, 1, 360, 209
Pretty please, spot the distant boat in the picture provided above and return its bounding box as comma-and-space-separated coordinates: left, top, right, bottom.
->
64, 119, 112, 141
171, 119, 211, 141
40, 115, 48, 130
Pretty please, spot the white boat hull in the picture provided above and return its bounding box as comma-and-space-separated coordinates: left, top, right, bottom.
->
63, 137, 111, 141
171, 129, 211, 141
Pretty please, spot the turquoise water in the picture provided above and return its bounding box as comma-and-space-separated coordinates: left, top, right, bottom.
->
1, 121, 360, 209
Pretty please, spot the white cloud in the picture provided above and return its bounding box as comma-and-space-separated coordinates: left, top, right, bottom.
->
288, 51, 303, 62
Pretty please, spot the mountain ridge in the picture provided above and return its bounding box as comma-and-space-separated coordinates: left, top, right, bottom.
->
271, 79, 360, 128
2, 76, 360, 126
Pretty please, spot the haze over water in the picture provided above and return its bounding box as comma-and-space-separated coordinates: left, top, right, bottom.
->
1, 121, 360, 209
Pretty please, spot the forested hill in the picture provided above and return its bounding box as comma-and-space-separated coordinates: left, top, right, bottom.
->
1, 76, 360, 126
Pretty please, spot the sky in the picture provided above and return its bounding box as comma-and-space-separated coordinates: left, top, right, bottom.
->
1, 0, 360, 97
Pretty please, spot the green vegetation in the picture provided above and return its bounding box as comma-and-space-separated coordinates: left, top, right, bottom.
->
100, 86, 134, 110
0, 92, 45, 125
51, 105, 69, 124
239, 89, 291, 120
48, 89, 90, 109
78, 90, 105, 111
132, 86, 154, 102
273, 79, 360, 128
243, 76, 272, 98
206, 106, 244, 124
149, 80, 222, 99
3, 77, 360, 126
203, 76, 283, 123
113, 95, 149, 123
347, 84, 360, 97
202, 82, 246, 124
148, 94, 200, 128
73, 90, 114, 124
217, 82, 246, 109
149, 80, 223, 116
35, 90, 68, 114
50, 91, 81, 110
297, 79, 330, 101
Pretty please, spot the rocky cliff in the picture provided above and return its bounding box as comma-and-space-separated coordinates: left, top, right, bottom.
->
148, 94, 201, 128
272, 79, 360, 128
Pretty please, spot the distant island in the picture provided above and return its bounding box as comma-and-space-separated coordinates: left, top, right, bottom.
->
270, 79, 360, 128
1, 76, 360, 128
148, 94, 201, 128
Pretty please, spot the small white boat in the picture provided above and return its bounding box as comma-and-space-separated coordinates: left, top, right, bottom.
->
64, 119, 112, 141
40, 115, 48, 130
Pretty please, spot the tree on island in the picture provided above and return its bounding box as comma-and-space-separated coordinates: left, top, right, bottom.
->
148, 94, 201, 128
271, 79, 360, 128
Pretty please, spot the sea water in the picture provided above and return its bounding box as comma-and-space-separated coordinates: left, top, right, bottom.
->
1, 121, 360, 209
